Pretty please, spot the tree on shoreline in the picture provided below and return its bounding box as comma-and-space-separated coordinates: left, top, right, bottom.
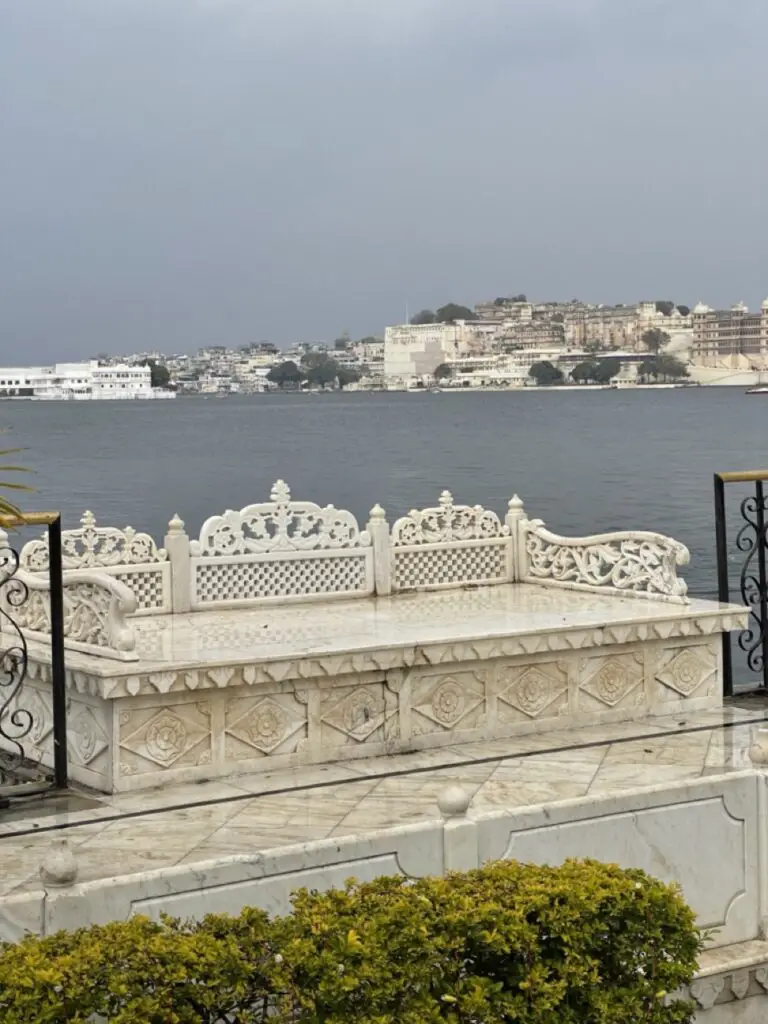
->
638, 354, 689, 382
529, 361, 564, 386
267, 360, 305, 389
641, 328, 670, 354
434, 363, 452, 380
140, 359, 171, 389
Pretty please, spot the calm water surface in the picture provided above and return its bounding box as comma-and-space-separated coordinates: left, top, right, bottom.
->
2, 388, 765, 599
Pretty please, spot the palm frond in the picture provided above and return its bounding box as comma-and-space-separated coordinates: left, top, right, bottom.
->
0, 441, 33, 522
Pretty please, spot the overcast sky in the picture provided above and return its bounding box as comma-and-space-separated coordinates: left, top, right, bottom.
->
2, 0, 767, 359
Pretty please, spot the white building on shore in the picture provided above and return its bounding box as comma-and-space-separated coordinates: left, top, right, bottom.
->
0, 362, 174, 400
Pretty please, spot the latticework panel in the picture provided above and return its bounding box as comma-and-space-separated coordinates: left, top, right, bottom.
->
393, 543, 509, 591
193, 554, 371, 606
112, 566, 170, 615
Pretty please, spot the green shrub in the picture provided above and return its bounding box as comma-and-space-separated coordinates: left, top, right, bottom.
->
0, 859, 702, 1023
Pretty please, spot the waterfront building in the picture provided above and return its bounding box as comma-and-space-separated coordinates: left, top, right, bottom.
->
383, 322, 464, 381
0, 361, 172, 400
691, 300, 768, 368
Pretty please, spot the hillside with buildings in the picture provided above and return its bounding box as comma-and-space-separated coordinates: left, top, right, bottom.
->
53, 295, 768, 398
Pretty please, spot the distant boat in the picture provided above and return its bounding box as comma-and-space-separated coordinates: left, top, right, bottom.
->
746, 386, 768, 395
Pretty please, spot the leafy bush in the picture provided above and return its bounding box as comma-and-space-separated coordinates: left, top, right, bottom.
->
0, 860, 701, 1023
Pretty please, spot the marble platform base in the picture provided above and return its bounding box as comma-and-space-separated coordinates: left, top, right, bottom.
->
5, 585, 745, 793
682, 941, 768, 1022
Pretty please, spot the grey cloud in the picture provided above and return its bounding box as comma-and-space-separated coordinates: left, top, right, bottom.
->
1, 0, 767, 359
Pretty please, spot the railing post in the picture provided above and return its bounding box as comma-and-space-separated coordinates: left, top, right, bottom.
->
714, 473, 734, 697
48, 516, 68, 790
505, 495, 526, 582
756, 480, 768, 692
164, 514, 191, 613
367, 504, 391, 596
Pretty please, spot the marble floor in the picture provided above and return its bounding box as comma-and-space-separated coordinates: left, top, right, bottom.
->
0, 698, 766, 898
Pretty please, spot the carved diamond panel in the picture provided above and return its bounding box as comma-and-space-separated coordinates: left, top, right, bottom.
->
67, 704, 110, 768
579, 654, 644, 711
411, 670, 487, 736
0, 683, 52, 767
498, 661, 569, 722
655, 643, 718, 702
225, 693, 307, 760
319, 683, 397, 748
119, 701, 212, 776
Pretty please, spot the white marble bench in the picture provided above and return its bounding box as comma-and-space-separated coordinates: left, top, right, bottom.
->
6, 483, 745, 792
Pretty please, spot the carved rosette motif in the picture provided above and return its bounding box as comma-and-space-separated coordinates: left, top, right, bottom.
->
391, 490, 508, 546
225, 694, 306, 758
411, 672, 487, 735
498, 664, 568, 720
20, 511, 167, 572
320, 684, 396, 745
523, 520, 690, 600
193, 480, 370, 556
656, 646, 715, 698
579, 655, 643, 709
119, 703, 212, 774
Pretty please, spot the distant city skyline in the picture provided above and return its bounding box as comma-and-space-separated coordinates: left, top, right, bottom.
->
2, 0, 768, 361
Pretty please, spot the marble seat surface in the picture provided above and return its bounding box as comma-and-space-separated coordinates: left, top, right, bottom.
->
0, 699, 765, 898
51, 584, 742, 677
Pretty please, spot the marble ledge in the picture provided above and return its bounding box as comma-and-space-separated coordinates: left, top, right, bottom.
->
19, 585, 747, 699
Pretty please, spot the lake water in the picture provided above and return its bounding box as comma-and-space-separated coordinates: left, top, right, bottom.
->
1, 387, 765, 603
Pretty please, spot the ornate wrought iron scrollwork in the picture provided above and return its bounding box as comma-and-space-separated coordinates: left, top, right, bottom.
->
0, 541, 32, 786
735, 492, 768, 673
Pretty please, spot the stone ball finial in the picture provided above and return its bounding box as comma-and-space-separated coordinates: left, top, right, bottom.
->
40, 838, 78, 888
438, 784, 471, 819
368, 503, 386, 521
749, 726, 768, 765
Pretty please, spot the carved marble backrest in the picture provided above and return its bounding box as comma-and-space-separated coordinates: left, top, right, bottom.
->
390, 491, 514, 592
188, 480, 375, 608
519, 518, 690, 603
20, 512, 172, 617
0, 535, 138, 661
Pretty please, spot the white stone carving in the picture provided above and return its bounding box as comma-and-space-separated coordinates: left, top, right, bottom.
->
521, 518, 690, 601
192, 480, 370, 556
391, 490, 508, 546
690, 977, 725, 1009
1, 560, 138, 661
20, 511, 167, 571
391, 491, 512, 592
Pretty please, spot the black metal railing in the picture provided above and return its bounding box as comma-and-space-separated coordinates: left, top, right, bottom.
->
0, 512, 67, 801
714, 471, 768, 697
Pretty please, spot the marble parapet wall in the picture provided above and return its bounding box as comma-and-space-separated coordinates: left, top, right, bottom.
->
19, 481, 692, 619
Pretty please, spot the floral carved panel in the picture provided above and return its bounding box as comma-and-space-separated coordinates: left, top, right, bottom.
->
193, 480, 370, 556
523, 520, 689, 600
654, 643, 718, 703
578, 653, 645, 712
318, 682, 398, 749
224, 692, 307, 761
119, 701, 212, 777
409, 669, 488, 737
497, 661, 569, 723
20, 511, 167, 571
